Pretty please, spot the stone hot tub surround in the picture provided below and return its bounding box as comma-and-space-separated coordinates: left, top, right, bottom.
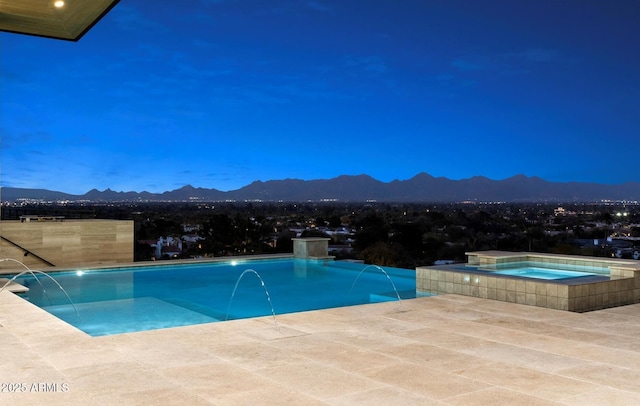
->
417, 251, 640, 312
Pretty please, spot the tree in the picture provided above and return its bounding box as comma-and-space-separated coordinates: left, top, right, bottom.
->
353, 213, 388, 251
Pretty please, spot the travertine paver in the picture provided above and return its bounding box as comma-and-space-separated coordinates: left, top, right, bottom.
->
2, 289, 640, 405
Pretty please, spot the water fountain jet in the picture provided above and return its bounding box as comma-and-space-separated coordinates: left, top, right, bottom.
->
225, 269, 279, 332
350, 264, 403, 307
0, 258, 81, 320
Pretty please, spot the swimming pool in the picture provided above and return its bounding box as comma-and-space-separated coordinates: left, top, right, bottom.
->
14, 258, 417, 336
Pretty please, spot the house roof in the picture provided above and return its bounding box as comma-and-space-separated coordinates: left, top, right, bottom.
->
0, 0, 119, 41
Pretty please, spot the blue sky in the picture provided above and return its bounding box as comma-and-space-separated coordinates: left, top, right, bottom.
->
1, 0, 639, 194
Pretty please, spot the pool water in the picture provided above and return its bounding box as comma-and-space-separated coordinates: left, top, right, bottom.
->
493, 267, 598, 280
467, 260, 607, 280
15, 259, 417, 336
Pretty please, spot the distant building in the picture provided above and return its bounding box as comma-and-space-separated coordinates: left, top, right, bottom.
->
182, 223, 201, 233
155, 236, 183, 259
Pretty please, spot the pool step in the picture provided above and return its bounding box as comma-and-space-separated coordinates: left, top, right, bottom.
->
369, 289, 415, 303
0, 278, 29, 293
164, 298, 224, 320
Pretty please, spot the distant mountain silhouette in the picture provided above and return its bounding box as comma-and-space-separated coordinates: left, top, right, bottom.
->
2, 173, 640, 203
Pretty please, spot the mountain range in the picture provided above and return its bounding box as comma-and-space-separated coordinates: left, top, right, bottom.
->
2, 173, 640, 203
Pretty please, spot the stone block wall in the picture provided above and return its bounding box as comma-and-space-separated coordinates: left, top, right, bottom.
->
0, 220, 134, 272
292, 238, 332, 259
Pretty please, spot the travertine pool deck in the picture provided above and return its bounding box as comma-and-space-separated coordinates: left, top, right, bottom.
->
2, 290, 640, 405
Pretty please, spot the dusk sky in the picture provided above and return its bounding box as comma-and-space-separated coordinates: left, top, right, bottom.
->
1, 0, 639, 194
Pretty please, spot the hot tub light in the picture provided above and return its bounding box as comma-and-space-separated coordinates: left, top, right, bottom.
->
54, 1, 65, 8
76, 270, 84, 276
231, 260, 237, 266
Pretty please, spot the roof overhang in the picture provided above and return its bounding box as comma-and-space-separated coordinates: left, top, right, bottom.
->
0, 0, 120, 41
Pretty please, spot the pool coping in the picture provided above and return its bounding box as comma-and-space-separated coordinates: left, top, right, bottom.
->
0, 253, 295, 276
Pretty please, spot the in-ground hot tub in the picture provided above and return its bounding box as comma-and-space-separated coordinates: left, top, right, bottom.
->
417, 251, 640, 312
